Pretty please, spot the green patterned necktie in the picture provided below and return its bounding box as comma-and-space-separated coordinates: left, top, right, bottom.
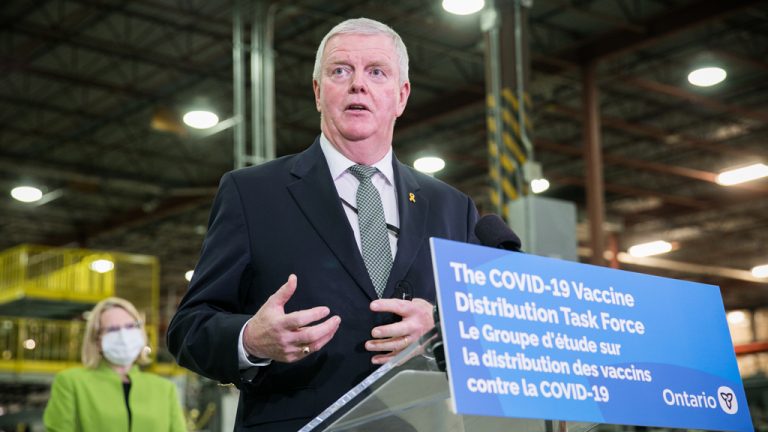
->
348, 164, 393, 298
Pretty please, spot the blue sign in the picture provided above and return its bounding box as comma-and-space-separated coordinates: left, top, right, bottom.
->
430, 238, 752, 431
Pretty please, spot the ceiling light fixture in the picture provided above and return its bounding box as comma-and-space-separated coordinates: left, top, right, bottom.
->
11, 186, 43, 203
687, 66, 727, 87
183, 110, 219, 129
89, 259, 114, 273
752, 264, 768, 278
627, 240, 673, 257
414, 156, 445, 174
716, 163, 768, 186
726, 310, 747, 325
185, 270, 194, 282
442, 0, 485, 15
530, 178, 550, 194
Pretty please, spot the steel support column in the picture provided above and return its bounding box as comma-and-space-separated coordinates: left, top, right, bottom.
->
233, 0, 276, 169
582, 61, 606, 266
482, 0, 533, 219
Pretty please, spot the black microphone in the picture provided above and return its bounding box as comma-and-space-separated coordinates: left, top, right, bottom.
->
431, 306, 447, 373
474, 214, 522, 252
393, 280, 413, 301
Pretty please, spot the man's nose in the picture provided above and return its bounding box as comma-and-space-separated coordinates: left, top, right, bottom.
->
349, 73, 367, 94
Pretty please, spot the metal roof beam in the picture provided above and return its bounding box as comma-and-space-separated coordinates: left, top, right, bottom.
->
8, 23, 229, 81
567, 0, 765, 62
548, 104, 766, 158
622, 76, 768, 124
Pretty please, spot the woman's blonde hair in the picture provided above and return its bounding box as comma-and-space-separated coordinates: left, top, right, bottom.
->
81, 297, 151, 368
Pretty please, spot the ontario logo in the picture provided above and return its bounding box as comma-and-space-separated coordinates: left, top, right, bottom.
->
717, 386, 738, 415
661, 386, 738, 414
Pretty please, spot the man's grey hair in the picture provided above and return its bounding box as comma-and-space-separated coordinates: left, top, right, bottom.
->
312, 18, 409, 85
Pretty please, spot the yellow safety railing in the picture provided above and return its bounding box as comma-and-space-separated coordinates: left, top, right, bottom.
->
0, 245, 116, 303
0, 316, 85, 373
0, 316, 173, 375
0, 244, 159, 328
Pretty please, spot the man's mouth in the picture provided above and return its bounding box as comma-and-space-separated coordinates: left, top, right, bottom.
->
345, 103, 370, 112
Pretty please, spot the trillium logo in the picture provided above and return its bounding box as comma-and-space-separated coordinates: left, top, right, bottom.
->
717, 386, 738, 414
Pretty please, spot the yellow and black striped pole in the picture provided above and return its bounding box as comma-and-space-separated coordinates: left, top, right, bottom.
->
484, 0, 533, 220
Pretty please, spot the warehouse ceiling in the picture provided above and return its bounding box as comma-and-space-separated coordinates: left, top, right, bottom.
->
1, 0, 767, 333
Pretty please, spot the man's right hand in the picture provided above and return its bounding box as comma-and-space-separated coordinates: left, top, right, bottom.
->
242, 274, 341, 363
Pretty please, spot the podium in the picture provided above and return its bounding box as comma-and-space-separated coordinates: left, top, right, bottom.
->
300, 329, 598, 432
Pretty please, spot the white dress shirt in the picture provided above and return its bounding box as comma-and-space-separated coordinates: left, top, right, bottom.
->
237, 134, 400, 371
319, 134, 399, 257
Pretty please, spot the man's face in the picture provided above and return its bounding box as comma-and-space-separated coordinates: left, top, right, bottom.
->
313, 33, 410, 151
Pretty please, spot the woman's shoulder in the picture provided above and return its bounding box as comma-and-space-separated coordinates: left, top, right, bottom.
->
133, 370, 177, 389
51, 366, 94, 386
55, 366, 90, 379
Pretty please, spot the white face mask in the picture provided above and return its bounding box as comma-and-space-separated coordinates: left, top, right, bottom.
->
101, 328, 145, 366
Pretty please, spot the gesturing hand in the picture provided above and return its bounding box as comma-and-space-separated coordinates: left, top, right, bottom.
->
365, 297, 434, 365
243, 274, 341, 363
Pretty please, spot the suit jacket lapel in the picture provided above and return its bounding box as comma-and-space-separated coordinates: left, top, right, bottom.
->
287, 138, 378, 301
383, 157, 429, 298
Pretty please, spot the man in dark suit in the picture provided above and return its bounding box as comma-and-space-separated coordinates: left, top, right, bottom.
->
167, 17, 478, 431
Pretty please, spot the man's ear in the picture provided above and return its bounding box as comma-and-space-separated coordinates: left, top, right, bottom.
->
396, 81, 411, 117
313, 79, 321, 112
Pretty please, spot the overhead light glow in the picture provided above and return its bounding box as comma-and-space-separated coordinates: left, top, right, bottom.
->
11, 186, 43, 203
183, 110, 219, 129
23, 339, 36, 350
414, 156, 445, 174
185, 270, 194, 282
716, 163, 768, 186
687, 67, 727, 87
531, 178, 550, 194
628, 240, 673, 257
726, 310, 747, 325
442, 0, 485, 15
752, 264, 768, 278
90, 259, 114, 273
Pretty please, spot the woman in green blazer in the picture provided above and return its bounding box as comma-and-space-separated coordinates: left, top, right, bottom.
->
44, 297, 186, 432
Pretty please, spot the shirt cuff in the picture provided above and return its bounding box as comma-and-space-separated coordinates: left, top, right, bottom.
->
238, 321, 272, 369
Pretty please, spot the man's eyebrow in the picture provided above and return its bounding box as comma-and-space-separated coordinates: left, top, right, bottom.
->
323, 57, 393, 71
326, 59, 351, 66
366, 61, 393, 70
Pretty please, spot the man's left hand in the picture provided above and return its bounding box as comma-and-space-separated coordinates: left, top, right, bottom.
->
365, 298, 434, 364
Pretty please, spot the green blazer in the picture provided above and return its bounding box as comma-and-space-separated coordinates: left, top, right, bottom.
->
44, 363, 186, 432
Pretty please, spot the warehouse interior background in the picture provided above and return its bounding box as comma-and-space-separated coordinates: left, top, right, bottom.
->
1, 0, 767, 430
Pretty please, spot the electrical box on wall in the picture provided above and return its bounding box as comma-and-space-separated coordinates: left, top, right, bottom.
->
507, 196, 578, 261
